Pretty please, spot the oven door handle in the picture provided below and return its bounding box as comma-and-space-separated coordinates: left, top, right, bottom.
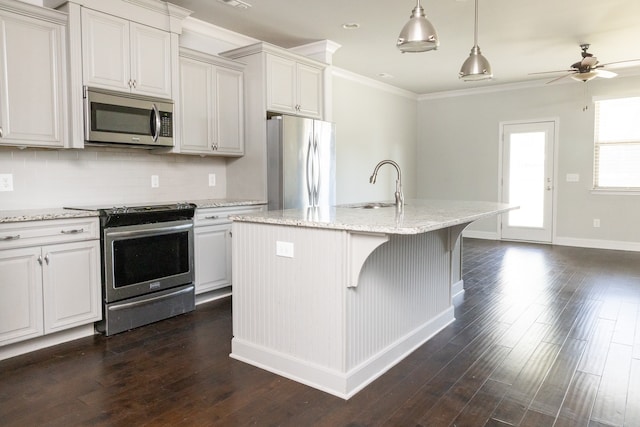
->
105, 222, 192, 239
107, 285, 195, 311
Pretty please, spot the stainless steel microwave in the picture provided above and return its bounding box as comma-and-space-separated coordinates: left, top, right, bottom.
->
83, 86, 174, 148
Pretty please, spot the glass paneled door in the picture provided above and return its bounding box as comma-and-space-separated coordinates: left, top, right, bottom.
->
501, 121, 555, 243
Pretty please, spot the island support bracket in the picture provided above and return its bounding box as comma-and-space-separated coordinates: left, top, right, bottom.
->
346, 231, 389, 288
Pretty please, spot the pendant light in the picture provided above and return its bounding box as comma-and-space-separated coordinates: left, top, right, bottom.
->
397, 0, 439, 53
459, 0, 492, 80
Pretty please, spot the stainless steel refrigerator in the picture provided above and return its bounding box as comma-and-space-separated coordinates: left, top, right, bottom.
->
267, 115, 336, 210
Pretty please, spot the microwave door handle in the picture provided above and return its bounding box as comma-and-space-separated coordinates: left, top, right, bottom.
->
151, 103, 161, 142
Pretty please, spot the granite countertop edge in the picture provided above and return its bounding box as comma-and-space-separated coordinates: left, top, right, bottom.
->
230, 200, 517, 235
0, 199, 266, 224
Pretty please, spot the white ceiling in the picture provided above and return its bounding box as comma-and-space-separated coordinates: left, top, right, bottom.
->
168, 0, 640, 94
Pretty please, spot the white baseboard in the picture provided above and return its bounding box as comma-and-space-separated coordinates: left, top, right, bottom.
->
195, 286, 232, 306
554, 237, 640, 252
0, 325, 95, 361
230, 306, 455, 400
462, 233, 640, 253
452, 279, 465, 299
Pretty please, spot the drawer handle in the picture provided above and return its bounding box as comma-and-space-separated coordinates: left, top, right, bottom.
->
205, 215, 219, 220
61, 228, 84, 234
2, 234, 20, 241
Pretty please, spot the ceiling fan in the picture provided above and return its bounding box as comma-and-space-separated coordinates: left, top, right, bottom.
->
531, 44, 640, 84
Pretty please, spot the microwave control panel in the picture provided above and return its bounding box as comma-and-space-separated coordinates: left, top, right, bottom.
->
159, 111, 173, 137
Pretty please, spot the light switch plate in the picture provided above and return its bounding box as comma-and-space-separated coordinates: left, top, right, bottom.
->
0, 174, 13, 191
566, 173, 580, 182
208, 173, 216, 187
151, 175, 159, 188
276, 241, 294, 258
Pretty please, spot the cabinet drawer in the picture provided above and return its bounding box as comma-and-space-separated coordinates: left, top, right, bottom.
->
0, 218, 99, 250
195, 206, 264, 227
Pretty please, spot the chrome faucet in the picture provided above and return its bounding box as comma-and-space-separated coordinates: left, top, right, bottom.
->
369, 160, 404, 209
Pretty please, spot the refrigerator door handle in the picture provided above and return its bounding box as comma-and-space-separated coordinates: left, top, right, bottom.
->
313, 133, 321, 206
306, 134, 315, 206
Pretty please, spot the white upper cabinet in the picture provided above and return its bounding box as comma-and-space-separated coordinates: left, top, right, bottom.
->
0, 4, 67, 148
178, 49, 244, 156
266, 54, 323, 119
81, 8, 172, 98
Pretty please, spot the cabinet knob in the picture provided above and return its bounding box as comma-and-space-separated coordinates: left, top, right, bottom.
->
132, 80, 137, 88
205, 215, 219, 220
37, 255, 43, 266
0, 126, 3, 137
44, 254, 50, 265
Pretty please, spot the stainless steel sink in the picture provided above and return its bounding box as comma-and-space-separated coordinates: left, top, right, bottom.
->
347, 202, 396, 209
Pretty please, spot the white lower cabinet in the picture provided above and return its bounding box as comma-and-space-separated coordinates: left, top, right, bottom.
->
0, 219, 101, 347
194, 223, 231, 294
194, 205, 264, 295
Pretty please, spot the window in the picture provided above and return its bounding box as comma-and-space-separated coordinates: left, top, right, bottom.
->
594, 97, 640, 190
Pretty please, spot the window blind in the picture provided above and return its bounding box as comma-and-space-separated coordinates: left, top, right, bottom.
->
594, 97, 640, 189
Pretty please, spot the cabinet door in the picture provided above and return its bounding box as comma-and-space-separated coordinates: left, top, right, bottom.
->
179, 57, 213, 154
266, 54, 296, 114
214, 66, 244, 155
0, 10, 65, 147
297, 63, 323, 119
130, 22, 172, 98
194, 224, 231, 294
42, 240, 101, 334
81, 8, 130, 92
0, 247, 43, 346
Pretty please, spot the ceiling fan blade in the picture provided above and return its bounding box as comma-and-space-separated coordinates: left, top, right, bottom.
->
546, 73, 573, 84
598, 59, 640, 69
595, 69, 617, 79
529, 69, 574, 75
581, 56, 598, 67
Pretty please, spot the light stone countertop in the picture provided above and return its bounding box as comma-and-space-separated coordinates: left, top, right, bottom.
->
230, 199, 517, 235
191, 199, 266, 209
0, 199, 266, 224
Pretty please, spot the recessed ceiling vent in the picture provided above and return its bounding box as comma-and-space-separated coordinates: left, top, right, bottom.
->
217, 0, 252, 9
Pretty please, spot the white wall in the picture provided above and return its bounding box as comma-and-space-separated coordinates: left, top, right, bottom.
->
417, 75, 640, 249
332, 70, 418, 205
0, 147, 226, 209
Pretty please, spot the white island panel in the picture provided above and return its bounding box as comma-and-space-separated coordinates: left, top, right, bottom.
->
232, 223, 460, 398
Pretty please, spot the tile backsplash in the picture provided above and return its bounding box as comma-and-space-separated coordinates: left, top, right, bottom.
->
0, 146, 227, 210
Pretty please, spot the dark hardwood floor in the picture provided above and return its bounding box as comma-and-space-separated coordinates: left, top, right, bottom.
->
2, 238, 640, 426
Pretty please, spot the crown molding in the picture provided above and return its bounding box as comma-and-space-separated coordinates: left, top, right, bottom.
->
332, 67, 418, 100
182, 16, 258, 48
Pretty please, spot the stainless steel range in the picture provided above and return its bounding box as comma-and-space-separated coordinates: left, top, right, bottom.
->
65, 202, 196, 335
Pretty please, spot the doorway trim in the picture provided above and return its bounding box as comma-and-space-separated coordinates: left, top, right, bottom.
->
498, 118, 560, 244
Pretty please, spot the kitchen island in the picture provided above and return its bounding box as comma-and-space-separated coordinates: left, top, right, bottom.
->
230, 200, 514, 399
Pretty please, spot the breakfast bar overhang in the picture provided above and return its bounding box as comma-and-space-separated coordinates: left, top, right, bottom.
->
230, 200, 515, 399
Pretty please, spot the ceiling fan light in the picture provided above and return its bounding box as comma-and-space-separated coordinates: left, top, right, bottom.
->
570, 72, 598, 82
397, 0, 439, 53
459, 46, 493, 81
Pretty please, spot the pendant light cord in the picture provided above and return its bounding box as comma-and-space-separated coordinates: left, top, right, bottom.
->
473, 0, 479, 47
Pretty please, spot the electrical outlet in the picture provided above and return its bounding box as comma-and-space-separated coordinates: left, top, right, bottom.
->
593, 219, 600, 228
208, 173, 216, 187
151, 175, 159, 188
0, 174, 13, 191
276, 241, 294, 258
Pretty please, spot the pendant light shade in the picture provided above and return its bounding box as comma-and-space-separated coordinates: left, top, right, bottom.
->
397, 0, 439, 53
459, 0, 492, 81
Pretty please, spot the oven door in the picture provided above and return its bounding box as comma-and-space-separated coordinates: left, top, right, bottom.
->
103, 220, 194, 303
